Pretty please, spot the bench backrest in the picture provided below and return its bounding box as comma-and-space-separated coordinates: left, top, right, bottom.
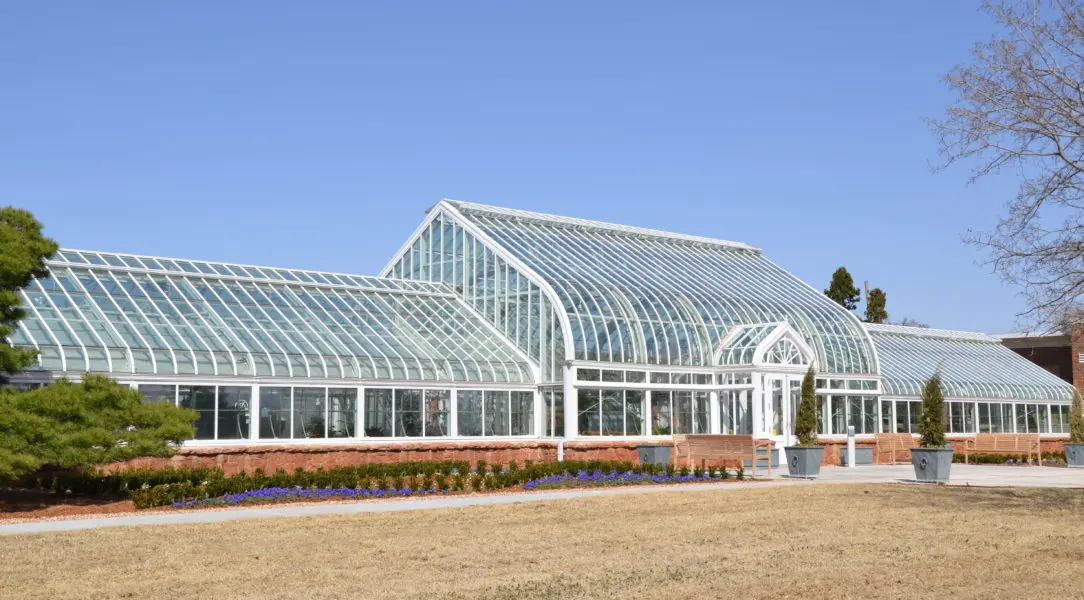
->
971, 433, 1040, 452
874, 433, 917, 450
674, 434, 757, 457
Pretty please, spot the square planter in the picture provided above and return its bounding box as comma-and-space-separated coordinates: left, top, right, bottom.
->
911, 447, 953, 483
784, 446, 824, 478
1065, 443, 1084, 468
839, 446, 873, 466
637, 444, 672, 467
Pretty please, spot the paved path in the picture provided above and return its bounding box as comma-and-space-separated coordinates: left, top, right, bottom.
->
2, 464, 1080, 536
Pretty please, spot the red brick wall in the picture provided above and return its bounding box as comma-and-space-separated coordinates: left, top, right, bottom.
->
1073, 324, 1084, 395
109, 440, 651, 476
814, 436, 1070, 466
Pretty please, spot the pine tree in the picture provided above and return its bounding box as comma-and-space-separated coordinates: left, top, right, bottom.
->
917, 373, 946, 448
824, 267, 860, 311
0, 207, 59, 382
794, 365, 819, 446
865, 288, 888, 324
1070, 388, 1084, 444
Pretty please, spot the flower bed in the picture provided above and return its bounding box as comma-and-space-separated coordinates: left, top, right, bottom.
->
170, 485, 444, 508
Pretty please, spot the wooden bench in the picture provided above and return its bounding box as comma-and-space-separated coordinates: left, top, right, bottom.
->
874, 433, 918, 465
964, 433, 1042, 465
671, 434, 773, 476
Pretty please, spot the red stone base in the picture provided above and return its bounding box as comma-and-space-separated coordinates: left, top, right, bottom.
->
110, 440, 650, 476
107, 436, 1073, 475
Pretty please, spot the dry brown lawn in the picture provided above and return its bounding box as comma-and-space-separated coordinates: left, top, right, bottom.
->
2, 484, 1083, 600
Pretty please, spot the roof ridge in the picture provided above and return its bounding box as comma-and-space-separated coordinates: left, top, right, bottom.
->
442, 199, 761, 253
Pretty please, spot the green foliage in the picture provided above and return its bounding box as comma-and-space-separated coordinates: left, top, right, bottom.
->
794, 366, 819, 446
864, 288, 888, 324
917, 373, 946, 448
735, 463, 745, 480
824, 267, 860, 311
1071, 389, 1084, 444
0, 375, 197, 484
0, 207, 59, 382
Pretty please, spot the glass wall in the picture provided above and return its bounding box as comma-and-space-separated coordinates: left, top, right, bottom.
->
456, 390, 535, 436
541, 386, 564, 437
388, 212, 564, 382
884, 400, 1073, 435
720, 389, 752, 434
576, 388, 645, 436
257, 386, 359, 440
138, 383, 251, 441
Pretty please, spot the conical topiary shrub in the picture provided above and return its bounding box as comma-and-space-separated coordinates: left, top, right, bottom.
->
795, 366, 818, 446
1067, 388, 1084, 468
917, 373, 946, 449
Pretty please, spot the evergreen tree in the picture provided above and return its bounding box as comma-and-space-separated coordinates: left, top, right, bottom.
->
824, 267, 860, 311
1071, 388, 1084, 444
0, 375, 197, 484
917, 373, 946, 448
0, 207, 59, 382
794, 365, 819, 446
865, 288, 888, 324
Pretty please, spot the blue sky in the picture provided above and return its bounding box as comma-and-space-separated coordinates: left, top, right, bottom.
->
1, 3, 1021, 332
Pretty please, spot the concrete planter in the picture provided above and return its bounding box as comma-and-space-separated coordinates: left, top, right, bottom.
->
1065, 443, 1084, 468
784, 446, 824, 479
839, 446, 873, 466
636, 444, 672, 467
911, 447, 953, 483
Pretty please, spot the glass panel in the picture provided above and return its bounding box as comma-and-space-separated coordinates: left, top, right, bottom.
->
625, 390, 644, 435
179, 385, 215, 440
672, 373, 691, 385
674, 391, 694, 434
909, 401, 921, 434
138, 384, 176, 404
734, 390, 751, 434
1037, 404, 1050, 434
484, 390, 509, 436
650, 372, 670, 384
395, 389, 423, 437
510, 391, 533, 436
328, 388, 357, 438
693, 374, 712, 385
577, 368, 600, 382
694, 391, 710, 433
217, 386, 251, 440
881, 400, 893, 434
457, 390, 484, 436
259, 387, 291, 439
771, 380, 783, 436
364, 388, 393, 437
600, 389, 623, 435
601, 369, 623, 383
293, 387, 326, 439
651, 391, 672, 435
863, 398, 877, 434
625, 371, 646, 383
577, 389, 600, 436
831, 396, 846, 435
424, 389, 450, 437
542, 388, 563, 437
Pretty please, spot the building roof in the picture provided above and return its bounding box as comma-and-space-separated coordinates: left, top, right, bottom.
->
443, 200, 878, 374
865, 323, 1074, 401
10, 250, 534, 383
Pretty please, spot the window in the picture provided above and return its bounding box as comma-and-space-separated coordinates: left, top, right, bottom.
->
880, 400, 893, 434
764, 338, 803, 364
260, 387, 292, 439
626, 371, 646, 383
625, 390, 645, 435
650, 372, 670, 384
364, 388, 393, 437
542, 387, 563, 437
484, 391, 510, 435
138, 384, 176, 404
601, 369, 623, 383
672, 373, 691, 385
217, 386, 251, 440
395, 389, 423, 437
328, 388, 357, 438
294, 387, 326, 438
651, 391, 672, 435
457, 390, 483, 436
510, 391, 534, 436
577, 368, 601, 382
721, 389, 751, 434
600, 390, 624, 435
179, 385, 215, 440
425, 389, 450, 437
694, 374, 712, 385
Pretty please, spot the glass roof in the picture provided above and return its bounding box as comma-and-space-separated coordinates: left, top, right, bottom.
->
445, 200, 878, 374
9, 251, 534, 383
866, 324, 1073, 401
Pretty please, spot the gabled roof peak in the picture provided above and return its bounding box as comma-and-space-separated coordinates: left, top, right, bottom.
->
440, 198, 761, 253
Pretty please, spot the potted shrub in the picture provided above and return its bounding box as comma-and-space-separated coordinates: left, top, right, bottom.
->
1066, 389, 1084, 468
911, 373, 953, 483
785, 366, 823, 478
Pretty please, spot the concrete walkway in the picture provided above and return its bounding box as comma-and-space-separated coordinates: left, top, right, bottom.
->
2, 464, 1080, 536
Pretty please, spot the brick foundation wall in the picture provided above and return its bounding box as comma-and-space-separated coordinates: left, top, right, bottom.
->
106, 436, 1073, 475
109, 440, 653, 476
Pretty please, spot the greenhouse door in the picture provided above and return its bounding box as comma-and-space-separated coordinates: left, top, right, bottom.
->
764, 375, 802, 452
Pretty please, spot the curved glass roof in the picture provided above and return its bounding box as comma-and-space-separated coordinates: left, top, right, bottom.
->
445, 200, 878, 374
866, 324, 1073, 401
9, 251, 534, 383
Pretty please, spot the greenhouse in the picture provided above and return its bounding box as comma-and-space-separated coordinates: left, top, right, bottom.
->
7, 199, 1077, 449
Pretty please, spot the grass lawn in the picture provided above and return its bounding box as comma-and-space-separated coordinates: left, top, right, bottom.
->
3, 484, 1083, 599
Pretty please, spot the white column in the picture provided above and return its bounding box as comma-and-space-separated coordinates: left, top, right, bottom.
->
357, 386, 365, 438
644, 390, 652, 435
709, 390, 720, 434
562, 363, 576, 438
532, 388, 544, 437
450, 388, 459, 437
249, 385, 259, 440
751, 375, 763, 438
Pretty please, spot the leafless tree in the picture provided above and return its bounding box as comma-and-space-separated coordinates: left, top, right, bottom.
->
932, 0, 1084, 330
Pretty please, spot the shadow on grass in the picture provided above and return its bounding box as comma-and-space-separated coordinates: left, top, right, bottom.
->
0, 489, 130, 515
869, 484, 1084, 513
